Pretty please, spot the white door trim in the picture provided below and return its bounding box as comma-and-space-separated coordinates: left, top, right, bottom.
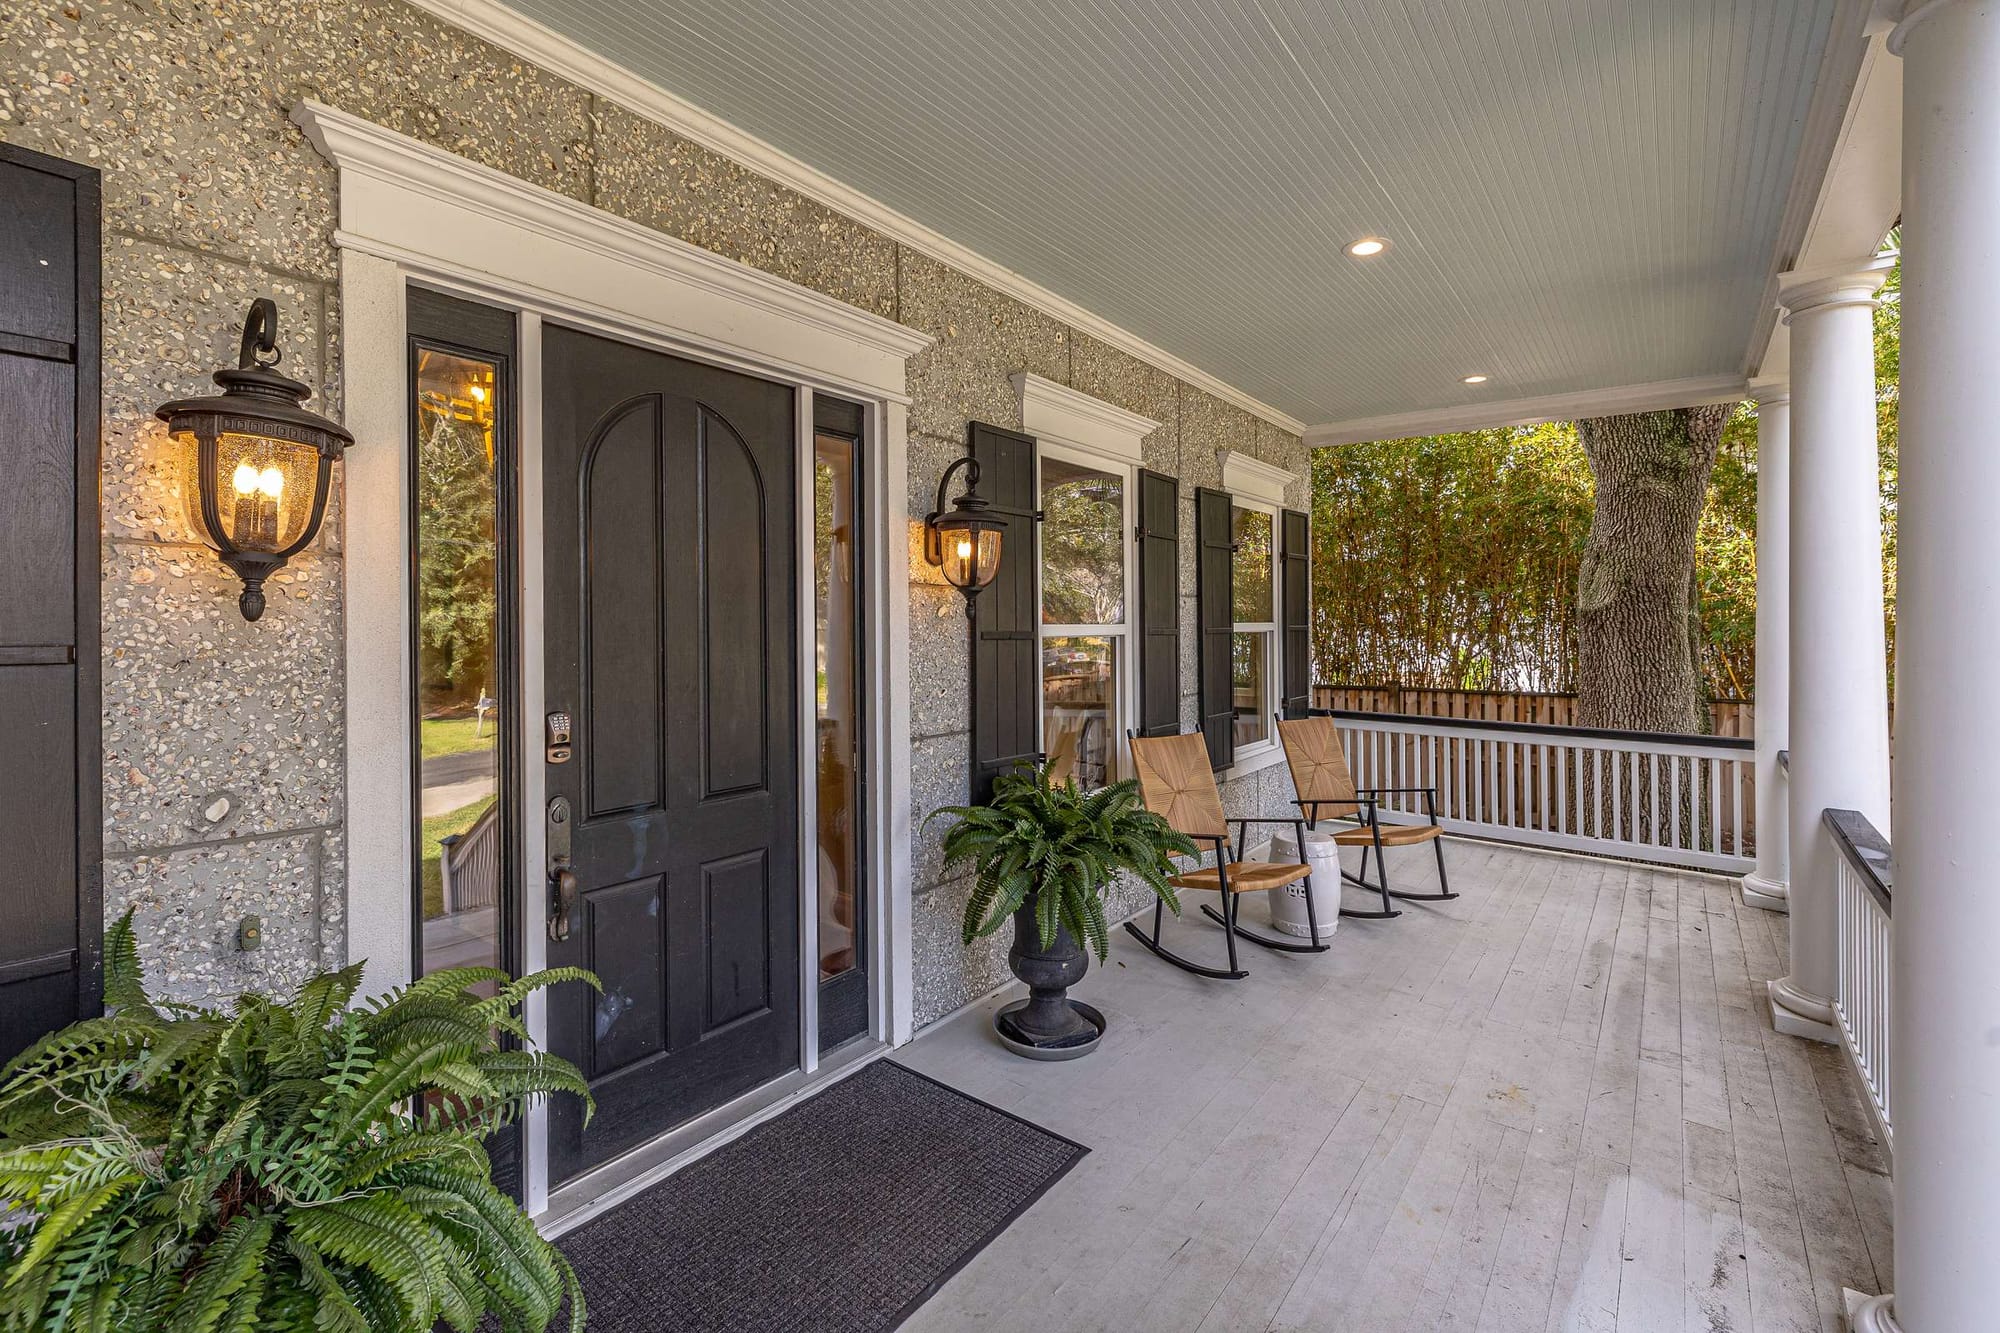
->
301, 101, 925, 1225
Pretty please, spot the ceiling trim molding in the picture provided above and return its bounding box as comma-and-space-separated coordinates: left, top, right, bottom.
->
1013, 373, 1158, 467
401, 0, 1307, 436
1219, 450, 1296, 506
1743, 0, 1880, 376
292, 100, 932, 401
1303, 374, 1750, 448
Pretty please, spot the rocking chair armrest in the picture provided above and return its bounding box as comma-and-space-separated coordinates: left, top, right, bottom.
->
1357, 785, 1438, 797
1227, 816, 1314, 828
1289, 796, 1373, 812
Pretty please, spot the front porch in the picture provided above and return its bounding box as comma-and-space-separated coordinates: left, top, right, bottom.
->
902, 841, 1890, 1331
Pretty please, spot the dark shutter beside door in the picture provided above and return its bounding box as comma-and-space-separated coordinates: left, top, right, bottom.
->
0, 145, 101, 1063
1281, 507, 1311, 719
1135, 469, 1180, 738
968, 421, 1040, 802
1195, 487, 1235, 771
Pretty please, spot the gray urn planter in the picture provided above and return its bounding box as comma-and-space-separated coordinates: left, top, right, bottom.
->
993, 900, 1106, 1058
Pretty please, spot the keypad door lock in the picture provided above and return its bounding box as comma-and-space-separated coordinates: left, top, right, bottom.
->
546, 711, 573, 764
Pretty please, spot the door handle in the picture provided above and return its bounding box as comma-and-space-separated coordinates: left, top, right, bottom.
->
548, 857, 578, 942
547, 795, 576, 942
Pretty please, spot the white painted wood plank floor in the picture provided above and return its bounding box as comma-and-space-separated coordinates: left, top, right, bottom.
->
898, 842, 1891, 1333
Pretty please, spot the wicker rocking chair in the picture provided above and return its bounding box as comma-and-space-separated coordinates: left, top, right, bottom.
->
1123, 731, 1329, 979
1274, 713, 1457, 920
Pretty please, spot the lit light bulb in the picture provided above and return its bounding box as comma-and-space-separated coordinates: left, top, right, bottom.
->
257, 467, 284, 498
232, 462, 261, 494
955, 538, 973, 561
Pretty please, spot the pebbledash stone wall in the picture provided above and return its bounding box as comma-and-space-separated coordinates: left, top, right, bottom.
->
1, 0, 1310, 1027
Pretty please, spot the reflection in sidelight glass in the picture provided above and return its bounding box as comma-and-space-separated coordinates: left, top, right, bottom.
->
1040, 457, 1125, 625
413, 348, 501, 979
1043, 636, 1119, 789
815, 431, 863, 981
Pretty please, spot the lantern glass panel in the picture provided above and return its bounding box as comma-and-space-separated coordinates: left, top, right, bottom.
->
940, 526, 1001, 591
175, 428, 321, 554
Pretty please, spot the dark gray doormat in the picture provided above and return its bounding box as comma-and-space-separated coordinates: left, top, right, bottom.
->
556, 1060, 1088, 1332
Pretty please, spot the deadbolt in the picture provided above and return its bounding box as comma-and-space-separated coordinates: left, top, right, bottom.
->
546, 711, 573, 765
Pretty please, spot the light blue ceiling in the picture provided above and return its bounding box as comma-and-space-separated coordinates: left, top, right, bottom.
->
498, 0, 1861, 427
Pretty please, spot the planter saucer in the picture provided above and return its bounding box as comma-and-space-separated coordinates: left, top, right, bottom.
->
994, 999, 1106, 1061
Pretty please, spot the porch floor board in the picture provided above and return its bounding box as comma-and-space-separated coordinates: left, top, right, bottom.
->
896, 842, 1891, 1332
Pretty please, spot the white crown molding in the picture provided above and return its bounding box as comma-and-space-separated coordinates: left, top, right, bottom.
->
292, 100, 932, 401
1013, 373, 1158, 467
399, 0, 1307, 436
1303, 373, 1750, 448
1219, 450, 1296, 506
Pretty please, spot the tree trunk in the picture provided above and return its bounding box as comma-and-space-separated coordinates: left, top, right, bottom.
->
1574, 406, 1729, 732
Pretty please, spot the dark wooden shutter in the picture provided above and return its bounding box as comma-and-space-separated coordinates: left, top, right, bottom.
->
1134, 469, 1180, 738
1195, 487, 1235, 770
0, 145, 101, 1062
968, 421, 1040, 801
1281, 507, 1311, 719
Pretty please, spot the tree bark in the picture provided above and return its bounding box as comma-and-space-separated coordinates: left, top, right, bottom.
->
1574, 406, 1729, 732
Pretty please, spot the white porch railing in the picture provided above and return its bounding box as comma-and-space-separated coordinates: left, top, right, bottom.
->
438, 801, 502, 914
1827, 807, 1894, 1149
1327, 710, 1756, 873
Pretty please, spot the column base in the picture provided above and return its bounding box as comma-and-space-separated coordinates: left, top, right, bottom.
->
1740, 872, 1789, 912
1845, 1290, 1900, 1332
1768, 976, 1840, 1044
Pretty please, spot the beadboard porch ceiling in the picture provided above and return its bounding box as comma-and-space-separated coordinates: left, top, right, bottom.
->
467, 0, 1869, 431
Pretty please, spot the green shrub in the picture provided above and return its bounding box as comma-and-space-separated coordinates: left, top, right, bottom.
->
0, 914, 597, 1332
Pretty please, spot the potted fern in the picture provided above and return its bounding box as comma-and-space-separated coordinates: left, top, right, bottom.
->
0, 913, 597, 1332
931, 761, 1196, 1058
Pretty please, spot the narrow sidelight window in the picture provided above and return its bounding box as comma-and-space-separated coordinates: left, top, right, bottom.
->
814, 396, 869, 1050
408, 290, 517, 986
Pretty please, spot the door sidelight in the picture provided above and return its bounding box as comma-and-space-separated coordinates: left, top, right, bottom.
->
546, 795, 577, 941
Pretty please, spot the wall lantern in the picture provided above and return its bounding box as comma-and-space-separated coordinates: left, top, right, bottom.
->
923, 455, 1006, 613
156, 298, 352, 621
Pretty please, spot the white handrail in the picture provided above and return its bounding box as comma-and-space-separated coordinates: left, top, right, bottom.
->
1328, 711, 1756, 873
1828, 808, 1893, 1150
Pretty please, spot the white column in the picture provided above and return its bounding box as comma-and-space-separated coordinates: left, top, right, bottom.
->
1873, 4, 2000, 1329
1742, 383, 1792, 911
1769, 256, 1893, 1044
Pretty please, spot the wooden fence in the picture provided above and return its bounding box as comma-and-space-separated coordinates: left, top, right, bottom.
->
1312, 684, 1754, 739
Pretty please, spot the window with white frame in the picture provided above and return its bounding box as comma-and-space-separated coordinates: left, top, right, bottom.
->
1230, 500, 1279, 754
1039, 449, 1131, 788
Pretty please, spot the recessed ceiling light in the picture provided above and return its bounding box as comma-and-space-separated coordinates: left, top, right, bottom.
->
1345, 237, 1389, 258
1461, 374, 1490, 385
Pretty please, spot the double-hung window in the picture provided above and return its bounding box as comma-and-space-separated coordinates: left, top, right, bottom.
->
1229, 501, 1280, 758
1038, 450, 1132, 789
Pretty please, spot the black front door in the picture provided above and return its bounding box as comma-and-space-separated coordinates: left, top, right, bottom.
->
542, 326, 800, 1185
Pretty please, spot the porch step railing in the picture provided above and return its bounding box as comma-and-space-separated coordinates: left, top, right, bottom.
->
1326, 709, 1756, 873
438, 801, 502, 915
1827, 807, 1894, 1149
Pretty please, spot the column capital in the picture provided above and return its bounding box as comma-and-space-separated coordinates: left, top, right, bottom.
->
1749, 378, 1791, 407
1889, 0, 1970, 55
1779, 254, 1896, 322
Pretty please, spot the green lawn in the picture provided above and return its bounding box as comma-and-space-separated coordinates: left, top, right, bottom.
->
420, 716, 497, 760
420, 793, 498, 920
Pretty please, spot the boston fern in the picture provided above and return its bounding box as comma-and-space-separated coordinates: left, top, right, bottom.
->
932, 761, 1198, 960
0, 914, 597, 1333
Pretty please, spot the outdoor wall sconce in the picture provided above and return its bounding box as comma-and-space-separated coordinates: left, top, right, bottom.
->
924, 456, 1006, 613
156, 298, 352, 621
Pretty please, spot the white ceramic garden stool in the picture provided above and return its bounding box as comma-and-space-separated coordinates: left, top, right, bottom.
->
1264, 829, 1341, 941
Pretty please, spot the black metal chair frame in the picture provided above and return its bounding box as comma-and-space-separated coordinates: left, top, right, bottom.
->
1280, 714, 1458, 915
1121, 733, 1329, 980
